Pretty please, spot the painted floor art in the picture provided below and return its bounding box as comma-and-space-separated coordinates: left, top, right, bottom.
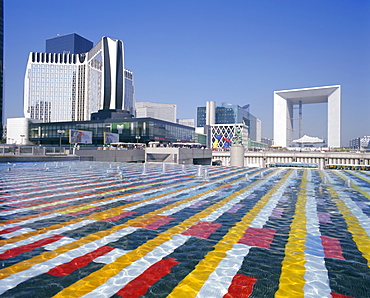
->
0, 161, 369, 297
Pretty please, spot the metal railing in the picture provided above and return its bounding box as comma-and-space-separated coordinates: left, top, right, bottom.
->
0, 145, 67, 156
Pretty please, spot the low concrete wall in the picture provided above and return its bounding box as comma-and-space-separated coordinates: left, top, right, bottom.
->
0, 155, 80, 163
145, 148, 212, 165
213, 150, 370, 168
75, 149, 145, 162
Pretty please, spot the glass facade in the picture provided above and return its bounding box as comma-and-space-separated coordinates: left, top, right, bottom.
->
25, 62, 80, 122
46, 33, 93, 55
29, 118, 195, 146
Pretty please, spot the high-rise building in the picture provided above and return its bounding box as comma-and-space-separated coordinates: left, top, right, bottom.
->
197, 102, 261, 142
135, 102, 177, 123
0, 0, 3, 139
46, 33, 93, 54
349, 136, 370, 149
24, 36, 135, 123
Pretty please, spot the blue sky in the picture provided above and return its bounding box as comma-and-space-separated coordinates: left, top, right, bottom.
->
3, 0, 370, 145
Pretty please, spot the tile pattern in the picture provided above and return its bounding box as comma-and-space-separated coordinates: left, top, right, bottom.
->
0, 162, 369, 297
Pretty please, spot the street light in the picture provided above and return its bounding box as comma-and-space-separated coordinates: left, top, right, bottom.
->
135, 135, 141, 145
57, 130, 65, 153
20, 135, 25, 145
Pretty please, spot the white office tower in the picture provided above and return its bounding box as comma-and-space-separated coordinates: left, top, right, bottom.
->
24, 36, 134, 122
135, 102, 177, 123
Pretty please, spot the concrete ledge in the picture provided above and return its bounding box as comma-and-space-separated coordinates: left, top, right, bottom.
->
75, 149, 145, 162
0, 155, 80, 163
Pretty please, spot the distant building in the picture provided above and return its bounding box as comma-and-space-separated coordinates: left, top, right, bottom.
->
211, 123, 249, 150
135, 102, 176, 123
197, 101, 261, 142
349, 136, 370, 149
46, 33, 93, 54
24, 36, 135, 123
261, 137, 274, 147
177, 118, 195, 127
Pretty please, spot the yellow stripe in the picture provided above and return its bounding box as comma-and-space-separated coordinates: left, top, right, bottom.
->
323, 170, 370, 266
168, 169, 292, 297
342, 170, 370, 200
59, 205, 95, 214
346, 170, 370, 184
275, 170, 307, 298
53, 169, 279, 298
0, 168, 258, 281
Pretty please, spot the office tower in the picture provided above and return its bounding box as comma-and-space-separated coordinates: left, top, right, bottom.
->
24, 36, 135, 122
46, 33, 93, 54
0, 0, 3, 139
197, 102, 261, 142
135, 102, 177, 123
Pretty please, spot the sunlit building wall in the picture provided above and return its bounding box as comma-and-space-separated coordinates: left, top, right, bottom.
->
24, 36, 134, 123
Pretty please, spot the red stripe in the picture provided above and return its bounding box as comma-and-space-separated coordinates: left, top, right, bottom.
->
101, 211, 136, 222
238, 227, 276, 248
116, 258, 179, 298
0, 226, 24, 235
223, 274, 257, 298
47, 246, 114, 276
330, 293, 355, 298
0, 234, 64, 259
321, 235, 345, 260
144, 216, 174, 230
182, 221, 222, 239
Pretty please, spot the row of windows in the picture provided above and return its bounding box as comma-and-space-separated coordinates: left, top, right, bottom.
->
29, 121, 195, 143
31, 52, 86, 64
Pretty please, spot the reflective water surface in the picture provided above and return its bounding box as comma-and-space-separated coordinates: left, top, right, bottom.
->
0, 161, 369, 297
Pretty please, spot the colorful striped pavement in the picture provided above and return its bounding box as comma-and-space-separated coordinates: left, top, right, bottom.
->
0, 161, 369, 297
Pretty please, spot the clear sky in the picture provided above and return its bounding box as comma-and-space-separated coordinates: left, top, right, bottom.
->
3, 0, 370, 146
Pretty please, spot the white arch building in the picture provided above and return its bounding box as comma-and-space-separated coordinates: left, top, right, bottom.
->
273, 85, 341, 148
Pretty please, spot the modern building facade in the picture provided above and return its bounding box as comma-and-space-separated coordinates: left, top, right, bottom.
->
273, 85, 341, 148
24, 36, 135, 123
349, 136, 370, 149
211, 123, 249, 150
46, 33, 93, 55
177, 118, 195, 127
197, 101, 261, 142
135, 102, 177, 123
27, 117, 196, 146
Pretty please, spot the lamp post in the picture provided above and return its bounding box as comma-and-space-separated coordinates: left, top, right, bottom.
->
57, 130, 65, 153
135, 135, 141, 144
20, 135, 25, 145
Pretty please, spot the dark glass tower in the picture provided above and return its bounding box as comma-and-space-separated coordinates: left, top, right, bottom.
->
0, 0, 3, 140
46, 33, 93, 54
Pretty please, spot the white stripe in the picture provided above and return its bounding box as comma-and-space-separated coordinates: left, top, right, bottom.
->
0, 219, 96, 254
0, 228, 35, 239
196, 170, 292, 297
203, 171, 280, 222
43, 237, 76, 251
0, 226, 139, 295
0, 213, 62, 232
81, 234, 190, 298
304, 170, 331, 297
93, 248, 130, 264
195, 243, 251, 298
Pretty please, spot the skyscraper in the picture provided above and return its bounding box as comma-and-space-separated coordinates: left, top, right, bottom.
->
24, 36, 135, 122
0, 0, 3, 139
46, 33, 93, 55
